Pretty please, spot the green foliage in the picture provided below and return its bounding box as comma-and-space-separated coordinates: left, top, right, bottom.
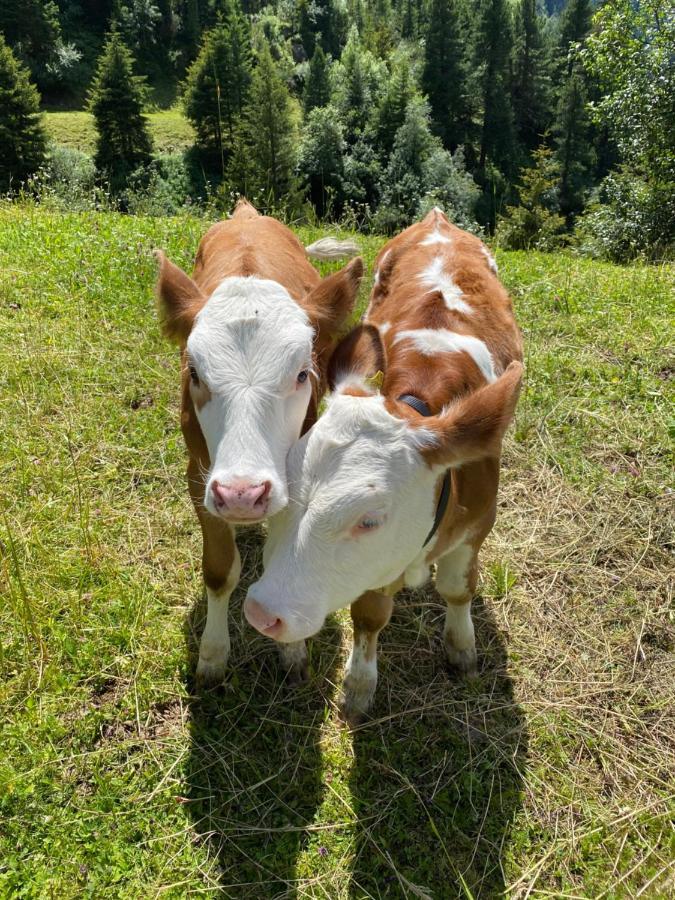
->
512, 0, 552, 153
0, 0, 72, 90
88, 31, 153, 192
575, 169, 675, 262
474, 0, 516, 175
554, 68, 594, 222
421, 0, 468, 149
297, 105, 345, 217
0, 35, 47, 193
331, 26, 385, 144
241, 41, 300, 209
582, 0, 674, 185
375, 97, 477, 233
182, 3, 252, 173
303, 43, 331, 114
496, 144, 565, 250
373, 57, 416, 158
573, 0, 674, 261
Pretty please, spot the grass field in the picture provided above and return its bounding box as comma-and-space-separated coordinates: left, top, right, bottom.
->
1, 205, 673, 898
44, 109, 195, 155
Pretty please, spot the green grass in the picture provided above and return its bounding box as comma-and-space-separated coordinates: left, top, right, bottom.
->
43, 109, 195, 155
1, 206, 673, 897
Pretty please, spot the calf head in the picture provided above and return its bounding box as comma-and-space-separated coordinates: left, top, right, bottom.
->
156, 251, 362, 523
245, 325, 522, 640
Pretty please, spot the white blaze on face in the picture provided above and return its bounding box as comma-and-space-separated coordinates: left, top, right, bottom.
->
249, 390, 440, 642
186, 277, 314, 519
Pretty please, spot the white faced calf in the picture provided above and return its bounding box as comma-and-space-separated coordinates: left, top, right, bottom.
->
156, 200, 363, 682
245, 209, 522, 721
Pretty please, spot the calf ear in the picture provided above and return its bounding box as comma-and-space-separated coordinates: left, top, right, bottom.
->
328, 323, 386, 391
154, 250, 205, 344
305, 257, 364, 335
421, 361, 523, 467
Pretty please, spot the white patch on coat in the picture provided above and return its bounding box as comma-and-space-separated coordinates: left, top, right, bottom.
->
418, 257, 471, 314
421, 228, 451, 246
378, 321, 391, 336
395, 328, 497, 383
481, 246, 498, 274
187, 276, 314, 518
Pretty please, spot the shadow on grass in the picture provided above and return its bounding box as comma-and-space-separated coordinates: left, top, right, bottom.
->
348, 593, 527, 898
183, 526, 342, 898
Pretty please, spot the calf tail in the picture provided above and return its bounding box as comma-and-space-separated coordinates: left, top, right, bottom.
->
305, 237, 360, 261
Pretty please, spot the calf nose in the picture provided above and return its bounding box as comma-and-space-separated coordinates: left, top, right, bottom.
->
211, 479, 271, 518
244, 596, 285, 640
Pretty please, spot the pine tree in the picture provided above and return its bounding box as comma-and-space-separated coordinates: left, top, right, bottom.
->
374, 58, 416, 159
304, 44, 331, 114
245, 42, 299, 207
473, 0, 515, 175
183, 1, 252, 172
512, 0, 552, 154
0, 34, 47, 193
553, 0, 593, 221
558, 0, 592, 77
298, 106, 346, 217
421, 0, 467, 150
376, 97, 437, 230
496, 144, 564, 249
554, 69, 594, 222
88, 31, 153, 191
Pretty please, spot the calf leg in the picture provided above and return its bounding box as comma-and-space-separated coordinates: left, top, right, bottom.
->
435, 542, 479, 675
188, 459, 241, 684
341, 589, 394, 724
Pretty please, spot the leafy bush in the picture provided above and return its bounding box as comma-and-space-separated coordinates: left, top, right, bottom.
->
125, 153, 198, 215
575, 170, 675, 262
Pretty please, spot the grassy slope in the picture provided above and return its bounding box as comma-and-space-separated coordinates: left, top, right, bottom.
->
44, 109, 195, 155
1, 207, 673, 898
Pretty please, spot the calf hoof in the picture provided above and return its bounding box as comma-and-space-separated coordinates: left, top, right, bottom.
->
278, 641, 309, 685
195, 643, 229, 685
445, 643, 478, 676
339, 676, 376, 727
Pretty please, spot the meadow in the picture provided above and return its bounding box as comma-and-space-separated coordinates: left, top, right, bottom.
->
1, 205, 673, 897
44, 109, 195, 155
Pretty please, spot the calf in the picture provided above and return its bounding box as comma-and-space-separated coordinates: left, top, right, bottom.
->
244, 209, 522, 720
156, 199, 363, 682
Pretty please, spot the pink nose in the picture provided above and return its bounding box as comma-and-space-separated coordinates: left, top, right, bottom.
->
211, 479, 271, 518
244, 596, 285, 639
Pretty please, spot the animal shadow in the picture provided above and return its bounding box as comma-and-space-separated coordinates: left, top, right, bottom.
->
349, 592, 527, 899
184, 527, 342, 898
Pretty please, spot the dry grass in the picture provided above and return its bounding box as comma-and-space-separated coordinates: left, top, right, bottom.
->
0, 207, 673, 897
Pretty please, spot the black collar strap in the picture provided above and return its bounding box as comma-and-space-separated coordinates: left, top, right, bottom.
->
397, 394, 452, 547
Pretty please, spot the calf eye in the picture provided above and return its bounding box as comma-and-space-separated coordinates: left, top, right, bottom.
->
188, 365, 199, 385
297, 369, 309, 385
354, 514, 385, 535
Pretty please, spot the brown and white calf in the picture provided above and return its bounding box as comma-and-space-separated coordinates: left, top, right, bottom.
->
244, 208, 523, 720
155, 199, 363, 681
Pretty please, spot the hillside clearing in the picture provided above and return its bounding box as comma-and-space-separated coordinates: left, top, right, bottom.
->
0, 207, 673, 897
44, 109, 195, 155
